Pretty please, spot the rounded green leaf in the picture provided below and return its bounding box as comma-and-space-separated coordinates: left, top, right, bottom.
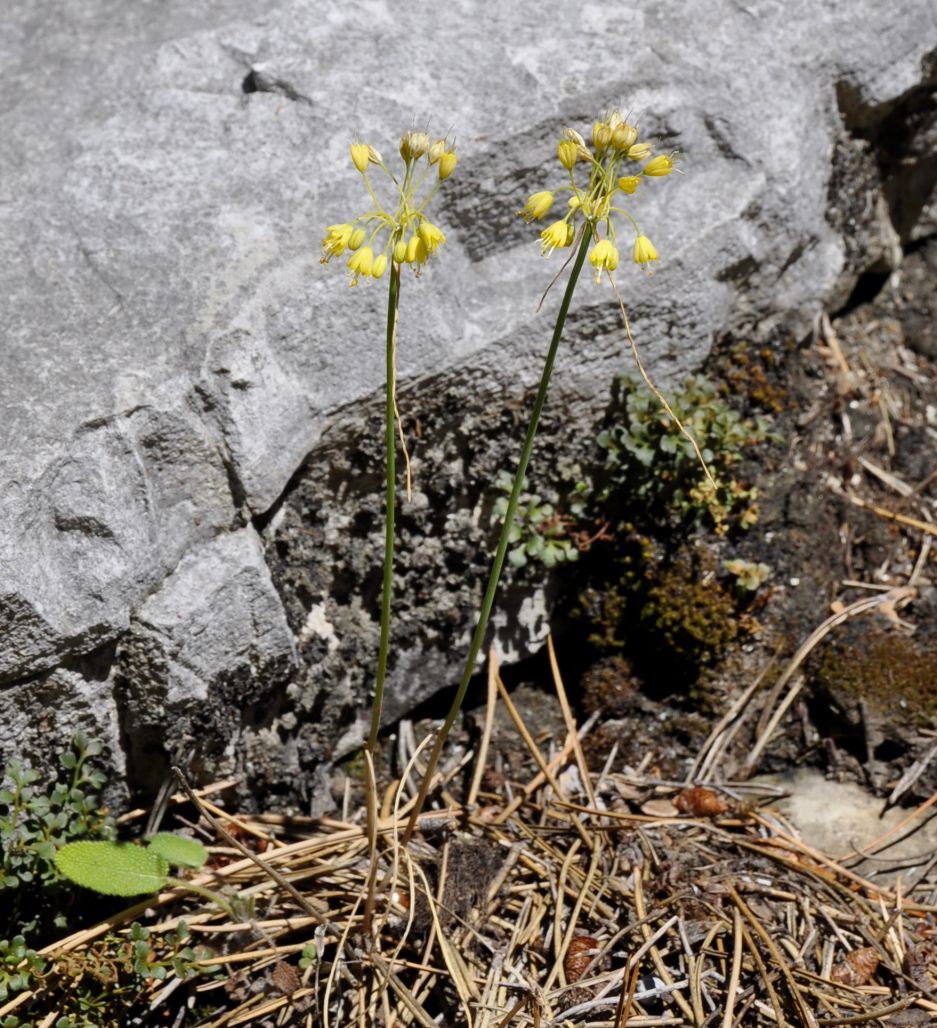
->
54, 841, 169, 896
145, 833, 207, 869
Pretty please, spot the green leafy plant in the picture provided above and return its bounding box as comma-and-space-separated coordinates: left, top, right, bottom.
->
0, 935, 45, 1003
32, 920, 219, 1028
592, 374, 772, 533
0, 734, 115, 895
0, 734, 115, 938
55, 834, 208, 898
492, 470, 579, 569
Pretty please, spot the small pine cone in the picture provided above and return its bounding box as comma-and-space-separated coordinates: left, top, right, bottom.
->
673, 787, 728, 817
565, 935, 601, 983
830, 946, 879, 986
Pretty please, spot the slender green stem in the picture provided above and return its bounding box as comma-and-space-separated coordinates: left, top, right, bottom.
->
402, 228, 593, 844
368, 263, 401, 755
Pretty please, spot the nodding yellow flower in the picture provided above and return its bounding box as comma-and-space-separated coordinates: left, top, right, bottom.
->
519, 106, 677, 274
406, 234, 428, 264
393, 238, 408, 263
350, 143, 370, 173
347, 245, 374, 285
633, 234, 658, 266
612, 122, 638, 151
372, 254, 388, 279
418, 221, 445, 253
520, 190, 555, 222
438, 151, 458, 179
557, 140, 579, 170
589, 238, 619, 281
643, 154, 674, 176
539, 219, 574, 256
348, 228, 366, 251
400, 130, 430, 161
321, 223, 355, 261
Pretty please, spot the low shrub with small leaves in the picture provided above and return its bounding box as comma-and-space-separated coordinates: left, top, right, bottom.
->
592, 374, 773, 533
0, 734, 115, 939
13, 920, 220, 1028
492, 470, 579, 569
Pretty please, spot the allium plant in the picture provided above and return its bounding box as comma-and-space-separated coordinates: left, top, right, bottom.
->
403, 108, 682, 841
320, 130, 457, 759
320, 129, 458, 930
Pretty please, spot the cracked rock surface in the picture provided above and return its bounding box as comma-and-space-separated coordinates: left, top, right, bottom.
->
1, 0, 935, 808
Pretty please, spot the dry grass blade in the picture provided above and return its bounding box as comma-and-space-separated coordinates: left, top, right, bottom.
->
11, 662, 937, 1027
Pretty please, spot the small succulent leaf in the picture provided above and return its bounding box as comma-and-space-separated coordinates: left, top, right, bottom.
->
54, 841, 170, 896
145, 833, 208, 869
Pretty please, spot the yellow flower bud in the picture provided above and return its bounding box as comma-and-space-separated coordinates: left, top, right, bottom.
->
617, 176, 641, 194
557, 140, 578, 169
633, 234, 658, 265
612, 123, 638, 150
406, 234, 428, 264
428, 139, 447, 164
608, 110, 623, 130
348, 228, 366, 251
393, 238, 408, 263
418, 221, 445, 253
350, 143, 370, 173
568, 195, 582, 210
438, 151, 458, 180
592, 121, 612, 150
642, 154, 674, 176
372, 254, 388, 279
627, 142, 652, 161
519, 190, 554, 222
562, 127, 586, 147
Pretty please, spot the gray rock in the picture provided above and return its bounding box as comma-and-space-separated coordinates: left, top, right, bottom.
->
117, 526, 297, 799
1, 0, 935, 801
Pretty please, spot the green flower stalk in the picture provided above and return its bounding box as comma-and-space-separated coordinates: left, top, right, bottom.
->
320, 130, 457, 757
403, 107, 678, 843
321, 128, 457, 934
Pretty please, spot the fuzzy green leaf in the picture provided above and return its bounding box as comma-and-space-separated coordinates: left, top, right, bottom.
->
145, 833, 208, 869
54, 841, 169, 896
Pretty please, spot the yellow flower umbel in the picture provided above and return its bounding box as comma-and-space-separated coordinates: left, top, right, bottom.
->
518, 107, 677, 280
320, 130, 457, 286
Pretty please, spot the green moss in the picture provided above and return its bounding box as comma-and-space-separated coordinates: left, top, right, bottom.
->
814, 634, 937, 725
710, 338, 792, 415
581, 540, 741, 687
639, 556, 739, 671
